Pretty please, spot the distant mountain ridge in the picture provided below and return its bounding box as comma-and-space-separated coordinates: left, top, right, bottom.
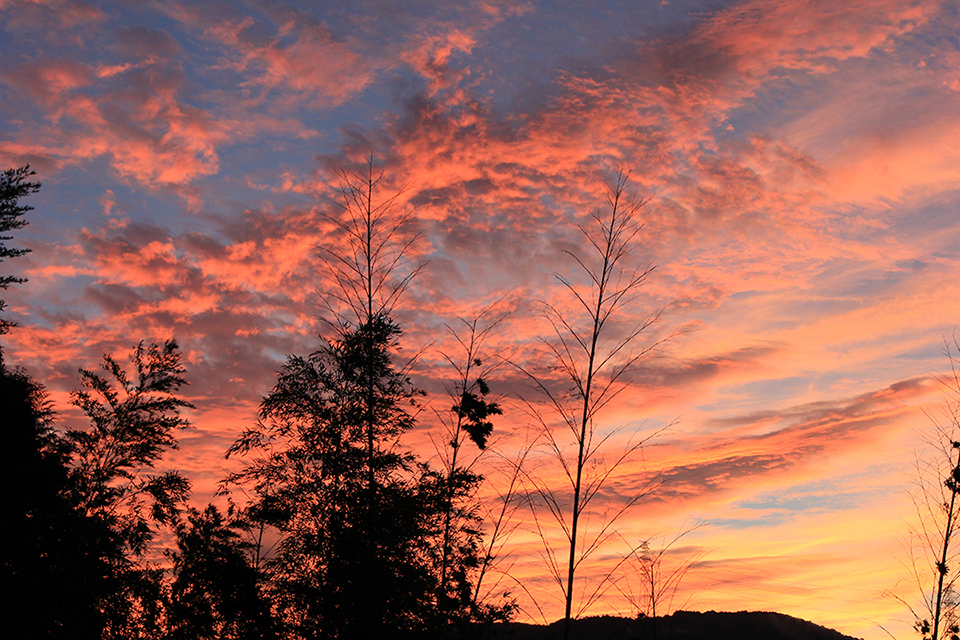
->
484, 611, 863, 640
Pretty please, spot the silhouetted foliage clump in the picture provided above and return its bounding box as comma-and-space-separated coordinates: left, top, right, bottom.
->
0, 339, 210, 639
0, 349, 117, 639
167, 504, 276, 640
226, 313, 511, 639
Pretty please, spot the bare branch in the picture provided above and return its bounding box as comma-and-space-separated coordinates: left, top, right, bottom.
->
316, 156, 428, 330
514, 171, 672, 637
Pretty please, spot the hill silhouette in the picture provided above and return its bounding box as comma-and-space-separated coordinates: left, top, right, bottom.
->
483, 611, 862, 640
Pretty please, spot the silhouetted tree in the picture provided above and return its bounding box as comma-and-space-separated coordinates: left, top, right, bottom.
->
227, 314, 439, 639
166, 504, 276, 640
0, 350, 118, 639
228, 158, 433, 637
0, 169, 194, 638
68, 340, 193, 555
516, 172, 666, 639
615, 523, 709, 639
318, 158, 427, 491
224, 158, 523, 637
0, 165, 40, 333
430, 312, 517, 631
66, 339, 193, 639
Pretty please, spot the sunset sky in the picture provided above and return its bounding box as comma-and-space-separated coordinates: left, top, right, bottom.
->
3, 0, 960, 637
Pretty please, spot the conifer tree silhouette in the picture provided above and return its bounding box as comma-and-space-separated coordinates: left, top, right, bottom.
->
0, 165, 40, 333
225, 160, 525, 638
227, 313, 438, 639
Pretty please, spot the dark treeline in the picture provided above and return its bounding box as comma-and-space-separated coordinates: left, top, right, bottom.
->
2, 164, 516, 640
3, 330, 510, 640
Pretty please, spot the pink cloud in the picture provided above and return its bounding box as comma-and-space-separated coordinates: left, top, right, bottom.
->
1, 55, 230, 187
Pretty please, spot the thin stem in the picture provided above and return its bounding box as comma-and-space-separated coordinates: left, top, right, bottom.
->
934, 443, 960, 640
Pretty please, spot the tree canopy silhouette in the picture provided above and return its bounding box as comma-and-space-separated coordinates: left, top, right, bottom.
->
0, 350, 118, 639
65, 339, 194, 639
225, 160, 514, 638
226, 313, 441, 639
166, 504, 276, 640
67, 340, 193, 558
